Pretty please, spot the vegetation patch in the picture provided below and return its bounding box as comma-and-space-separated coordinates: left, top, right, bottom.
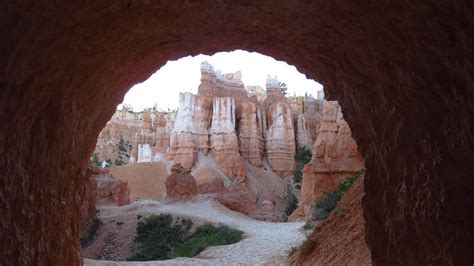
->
293, 147, 312, 184
281, 182, 299, 222
311, 171, 363, 221
127, 214, 243, 261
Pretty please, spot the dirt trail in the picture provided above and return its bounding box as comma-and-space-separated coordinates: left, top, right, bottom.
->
84, 199, 306, 265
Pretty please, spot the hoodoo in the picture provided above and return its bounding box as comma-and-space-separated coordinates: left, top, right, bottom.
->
1, 2, 473, 265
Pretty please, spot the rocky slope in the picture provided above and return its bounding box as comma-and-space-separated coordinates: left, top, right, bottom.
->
289, 176, 371, 265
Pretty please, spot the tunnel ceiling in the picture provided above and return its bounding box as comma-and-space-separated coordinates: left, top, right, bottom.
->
1, 1, 473, 265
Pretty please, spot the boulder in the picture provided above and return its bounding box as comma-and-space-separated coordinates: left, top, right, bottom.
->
165, 164, 198, 199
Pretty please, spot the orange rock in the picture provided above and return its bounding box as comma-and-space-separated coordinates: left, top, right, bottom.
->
238, 101, 264, 167
290, 176, 371, 265
210, 97, 246, 181
79, 166, 98, 238
197, 177, 226, 194
165, 164, 198, 199
298, 101, 364, 218
265, 101, 296, 177
167, 93, 212, 168
95, 170, 131, 206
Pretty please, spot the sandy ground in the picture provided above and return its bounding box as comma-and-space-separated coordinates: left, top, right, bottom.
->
84, 199, 306, 265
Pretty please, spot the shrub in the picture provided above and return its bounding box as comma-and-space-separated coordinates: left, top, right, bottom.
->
170, 224, 243, 258
127, 214, 243, 261
91, 153, 101, 167
284, 183, 299, 218
293, 170, 303, 183
293, 147, 312, 185
312, 191, 341, 221
311, 171, 363, 221
294, 147, 312, 165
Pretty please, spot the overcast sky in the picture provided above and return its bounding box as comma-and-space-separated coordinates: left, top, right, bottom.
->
119, 50, 323, 111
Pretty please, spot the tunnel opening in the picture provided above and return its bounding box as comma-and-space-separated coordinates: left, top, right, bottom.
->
82, 51, 367, 263
1, 2, 473, 265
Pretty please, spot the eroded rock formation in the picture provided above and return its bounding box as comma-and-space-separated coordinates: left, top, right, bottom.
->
167, 93, 212, 168
165, 164, 198, 199
94, 170, 131, 206
265, 102, 296, 177
238, 101, 264, 166
94, 108, 176, 165
210, 97, 246, 180
2, 2, 473, 265
296, 101, 365, 218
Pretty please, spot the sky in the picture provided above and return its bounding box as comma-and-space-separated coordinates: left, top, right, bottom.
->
118, 50, 323, 111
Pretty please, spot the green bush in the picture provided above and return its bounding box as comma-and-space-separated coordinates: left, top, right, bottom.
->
91, 153, 101, 167
294, 147, 312, 165
293, 147, 312, 185
115, 159, 125, 166
284, 183, 299, 218
127, 214, 243, 261
311, 171, 363, 221
293, 170, 303, 183
312, 191, 341, 221
170, 224, 243, 258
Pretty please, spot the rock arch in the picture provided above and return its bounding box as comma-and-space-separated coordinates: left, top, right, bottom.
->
1, 1, 473, 265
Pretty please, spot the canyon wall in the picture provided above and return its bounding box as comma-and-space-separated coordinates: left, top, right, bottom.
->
265, 102, 296, 177
295, 101, 365, 218
94, 109, 176, 165
210, 97, 246, 180
167, 92, 212, 168
95, 63, 355, 183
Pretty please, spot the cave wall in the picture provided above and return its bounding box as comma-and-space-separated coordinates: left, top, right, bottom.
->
1, 1, 473, 265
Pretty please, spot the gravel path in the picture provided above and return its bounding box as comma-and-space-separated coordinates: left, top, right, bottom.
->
84, 199, 306, 265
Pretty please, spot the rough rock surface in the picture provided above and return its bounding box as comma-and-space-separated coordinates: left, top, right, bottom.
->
1, 2, 473, 265
198, 61, 249, 102
165, 164, 198, 199
265, 102, 296, 177
238, 101, 264, 167
168, 93, 212, 168
295, 113, 313, 150
290, 176, 371, 265
94, 171, 131, 206
94, 109, 175, 164
80, 166, 99, 239
209, 97, 246, 180
197, 177, 226, 194
297, 101, 364, 218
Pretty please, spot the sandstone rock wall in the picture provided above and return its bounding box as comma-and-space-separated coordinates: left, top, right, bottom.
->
297, 101, 365, 218
265, 101, 296, 177
94, 109, 176, 165
167, 92, 212, 168
210, 97, 246, 180
238, 101, 264, 166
